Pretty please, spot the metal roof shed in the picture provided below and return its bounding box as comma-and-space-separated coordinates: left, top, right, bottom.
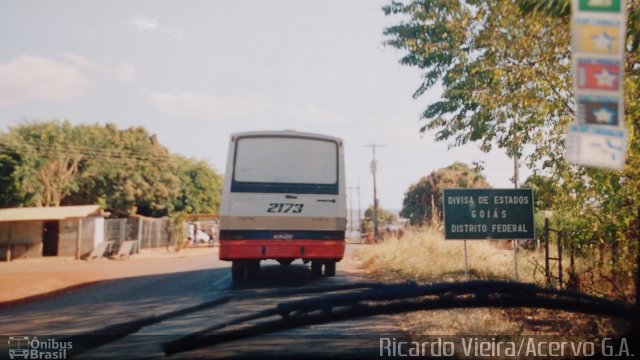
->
0, 205, 105, 261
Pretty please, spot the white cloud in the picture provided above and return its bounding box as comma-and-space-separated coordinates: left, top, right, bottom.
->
0, 55, 91, 107
63, 53, 136, 82
147, 91, 276, 122
129, 15, 185, 40
130, 16, 158, 32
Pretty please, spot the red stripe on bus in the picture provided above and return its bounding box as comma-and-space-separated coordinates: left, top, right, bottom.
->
219, 239, 345, 260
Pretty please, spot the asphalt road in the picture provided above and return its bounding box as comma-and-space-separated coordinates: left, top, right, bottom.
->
0, 245, 405, 359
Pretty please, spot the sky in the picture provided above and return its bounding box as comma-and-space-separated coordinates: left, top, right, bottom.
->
0, 0, 530, 211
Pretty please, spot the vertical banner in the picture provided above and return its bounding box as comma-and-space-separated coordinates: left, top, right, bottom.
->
567, 0, 628, 170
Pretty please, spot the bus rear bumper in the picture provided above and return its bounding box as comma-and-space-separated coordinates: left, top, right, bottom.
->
219, 239, 345, 261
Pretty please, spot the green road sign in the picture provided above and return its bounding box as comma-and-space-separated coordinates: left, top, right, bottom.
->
443, 189, 535, 240
578, 0, 622, 13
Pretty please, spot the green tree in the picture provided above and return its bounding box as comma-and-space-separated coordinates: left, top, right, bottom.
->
0, 120, 224, 218
0, 147, 24, 206
0, 121, 83, 207
173, 156, 223, 214
383, 0, 572, 164
361, 205, 398, 233
523, 174, 560, 212
61, 123, 181, 217
384, 0, 640, 260
401, 162, 490, 226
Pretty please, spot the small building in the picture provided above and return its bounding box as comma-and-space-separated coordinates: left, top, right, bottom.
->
0, 205, 106, 261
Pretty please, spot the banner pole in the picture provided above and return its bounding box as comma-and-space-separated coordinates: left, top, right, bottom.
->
513, 240, 519, 281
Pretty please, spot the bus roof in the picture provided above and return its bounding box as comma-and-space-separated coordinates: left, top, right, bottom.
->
230, 130, 343, 143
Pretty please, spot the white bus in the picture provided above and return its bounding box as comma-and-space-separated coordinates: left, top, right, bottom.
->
219, 130, 346, 281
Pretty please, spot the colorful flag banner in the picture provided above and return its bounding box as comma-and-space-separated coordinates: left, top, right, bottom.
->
573, 18, 624, 55
569, 0, 627, 170
566, 123, 627, 170
576, 58, 621, 91
578, 0, 622, 13
576, 95, 621, 126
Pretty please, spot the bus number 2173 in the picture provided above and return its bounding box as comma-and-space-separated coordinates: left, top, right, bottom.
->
267, 203, 304, 213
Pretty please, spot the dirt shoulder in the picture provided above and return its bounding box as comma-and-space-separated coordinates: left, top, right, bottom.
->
0, 247, 220, 304
0, 243, 369, 306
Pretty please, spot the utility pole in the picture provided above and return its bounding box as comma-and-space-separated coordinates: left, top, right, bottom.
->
513, 141, 520, 281
514, 154, 520, 189
357, 177, 362, 233
347, 186, 359, 236
364, 143, 386, 242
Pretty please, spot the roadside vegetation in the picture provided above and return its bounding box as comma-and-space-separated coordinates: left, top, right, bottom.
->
361, 205, 398, 234
368, 158, 634, 338
401, 162, 490, 226
379, 0, 640, 338
360, 227, 535, 282
0, 120, 223, 217
357, 227, 630, 337
392, 159, 637, 301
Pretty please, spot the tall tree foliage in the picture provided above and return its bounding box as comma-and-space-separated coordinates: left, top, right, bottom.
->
0, 121, 83, 207
65, 123, 180, 216
384, 0, 572, 162
173, 156, 223, 214
0, 121, 223, 217
523, 174, 560, 212
401, 162, 490, 225
385, 0, 640, 257
362, 205, 399, 233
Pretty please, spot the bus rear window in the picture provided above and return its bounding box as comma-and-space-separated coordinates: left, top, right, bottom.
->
232, 136, 338, 194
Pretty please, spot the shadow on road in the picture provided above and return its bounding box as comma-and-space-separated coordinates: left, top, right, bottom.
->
230, 263, 329, 290
0, 267, 231, 335
0, 261, 342, 335
0, 259, 402, 359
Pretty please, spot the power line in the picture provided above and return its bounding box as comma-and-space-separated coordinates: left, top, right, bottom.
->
0, 148, 170, 165
0, 138, 172, 159
0, 146, 172, 167
0, 140, 169, 157
0, 141, 174, 165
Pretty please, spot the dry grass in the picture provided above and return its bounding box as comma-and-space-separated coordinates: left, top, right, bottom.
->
359, 227, 539, 283
356, 227, 629, 337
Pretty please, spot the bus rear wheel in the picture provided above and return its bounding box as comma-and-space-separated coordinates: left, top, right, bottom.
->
247, 261, 260, 280
231, 261, 244, 282
231, 260, 261, 282
310, 260, 336, 277
311, 260, 323, 277
324, 261, 336, 277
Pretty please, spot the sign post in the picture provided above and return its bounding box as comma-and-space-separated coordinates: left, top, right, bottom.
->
463, 240, 468, 277
514, 236, 519, 280
514, 177, 520, 281
443, 189, 535, 279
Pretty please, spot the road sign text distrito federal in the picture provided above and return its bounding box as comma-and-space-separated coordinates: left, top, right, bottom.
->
443, 189, 535, 240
